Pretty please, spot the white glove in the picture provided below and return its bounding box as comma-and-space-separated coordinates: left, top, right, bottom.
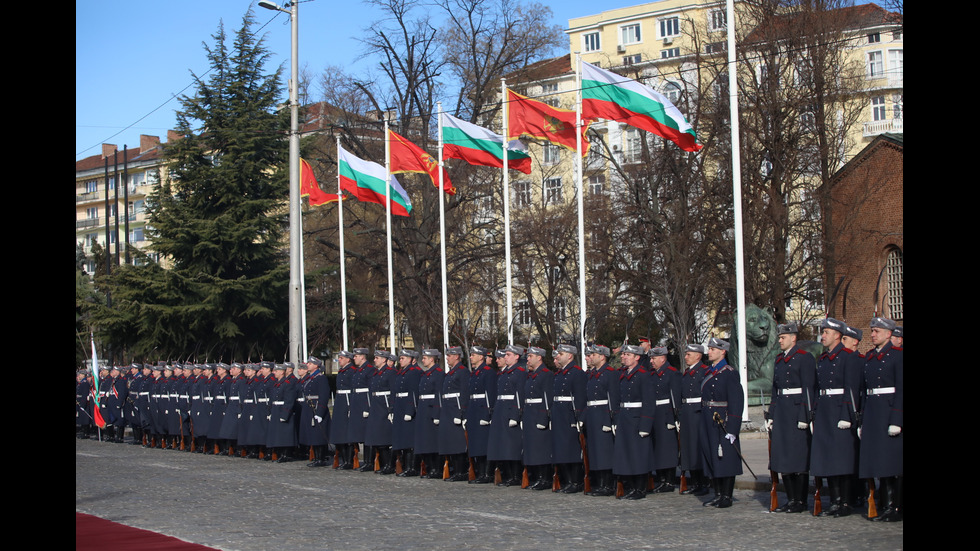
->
404, 414, 413, 422
462, 419, 467, 430
675, 421, 681, 431
667, 423, 675, 430
433, 418, 440, 425
576, 421, 583, 431
887, 425, 901, 436
765, 419, 773, 431
725, 433, 736, 444
480, 419, 490, 426
508, 419, 518, 427
612, 425, 617, 436
453, 417, 462, 425
837, 420, 851, 430
536, 424, 547, 430
639, 431, 650, 437
266, 415, 271, 421
362, 411, 369, 418
857, 427, 862, 439
797, 421, 808, 430
315, 415, 323, 423
237, 413, 242, 419
602, 425, 612, 432
387, 413, 393, 422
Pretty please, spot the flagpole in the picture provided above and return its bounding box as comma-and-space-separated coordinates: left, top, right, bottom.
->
437, 104, 450, 352
385, 119, 397, 354
337, 137, 350, 352
300, 203, 308, 361
574, 53, 588, 368
726, 0, 749, 421
501, 78, 514, 344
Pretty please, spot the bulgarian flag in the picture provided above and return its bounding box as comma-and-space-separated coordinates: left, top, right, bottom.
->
338, 146, 412, 217
90, 333, 106, 429
301, 158, 344, 206
581, 61, 702, 152
507, 89, 590, 152
441, 113, 532, 175
388, 130, 456, 195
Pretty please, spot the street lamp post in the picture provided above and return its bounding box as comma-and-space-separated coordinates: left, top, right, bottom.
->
259, 0, 303, 365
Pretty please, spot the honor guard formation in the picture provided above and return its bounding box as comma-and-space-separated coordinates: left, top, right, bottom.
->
76, 317, 901, 521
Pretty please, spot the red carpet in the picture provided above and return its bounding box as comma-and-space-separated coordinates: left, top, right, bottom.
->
76, 513, 219, 550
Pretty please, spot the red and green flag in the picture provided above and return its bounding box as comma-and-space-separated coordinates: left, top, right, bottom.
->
441, 113, 532, 174
338, 146, 412, 217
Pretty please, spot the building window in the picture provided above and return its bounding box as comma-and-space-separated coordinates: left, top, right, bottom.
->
85, 180, 98, 193
892, 30, 902, 41
705, 41, 726, 54
661, 47, 680, 59
886, 247, 903, 320
892, 94, 903, 119
871, 96, 887, 121
514, 181, 531, 208
888, 49, 903, 79
867, 51, 883, 78
663, 82, 682, 103
659, 17, 680, 39
624, 127, 643, 163
620, 23, 641, 45
583, 32, 600, 52
623, 54, 641, 66
543, 144, 561, 165
130, 228, 145, 242
541, 82, 558, 94
130, 171, 147, 188
553, 297, 567, 324
517, 300, 531, 326
484, 303, 500, 331
588, 174, 605, 195
86, 207, 98, 219
709, 9, 727, 31
867, 32, 880, 43
544, 177, 563, 205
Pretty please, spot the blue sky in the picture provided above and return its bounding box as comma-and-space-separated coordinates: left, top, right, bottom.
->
76, 0, 605, 160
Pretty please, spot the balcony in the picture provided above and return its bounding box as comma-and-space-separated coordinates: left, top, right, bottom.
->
863, 118, 903, 137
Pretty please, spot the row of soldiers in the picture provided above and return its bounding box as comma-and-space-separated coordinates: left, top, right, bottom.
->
767, 316, 903, 522
75, 359, 333, 465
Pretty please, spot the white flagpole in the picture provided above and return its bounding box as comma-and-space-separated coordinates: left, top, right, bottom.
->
574, 52, 588, 369
337, 137, 349, 352
501, 78, 514, 344
385, 119, 396, 354
300, 202, 308, 360
437, 103, 450, 353
726, 0, 749, 420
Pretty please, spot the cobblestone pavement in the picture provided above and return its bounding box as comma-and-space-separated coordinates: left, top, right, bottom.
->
76, 437, 902, 550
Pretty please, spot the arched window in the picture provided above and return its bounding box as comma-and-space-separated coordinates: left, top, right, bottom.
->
885, 246, 903, 320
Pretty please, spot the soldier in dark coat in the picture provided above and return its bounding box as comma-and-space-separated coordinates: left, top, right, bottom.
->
299, 357, 332, 467
487, 345, 527, 487
583, 345, 619, 496
393, 350, 423, 476
365, 351, 397, 474
551, 343, 587, 493
521, 347, 554, 490
266, 363, 298, 462
810, 318, 862, 517
699, 338, 744, 509
439, 347, 471, 481
860, 317, 903, 522
648, 346, 682, 493
678, 345, 709, 496
189, 364, 213, 453
613, 344, 655, 500
218, 363, 246, 455
330, 351, 355, 469
348, 349, 373, 471
767, 323, 817, 513
104, 366, 127, 443
76, 370, 93, 438
465, 346, 497, 484
415, 349, 445, 478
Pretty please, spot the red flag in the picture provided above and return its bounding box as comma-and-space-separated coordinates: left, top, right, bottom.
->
300, 158, 345, 206
507, 89, 590, 152
91, 387, 106, 429
388, 130, 455, 195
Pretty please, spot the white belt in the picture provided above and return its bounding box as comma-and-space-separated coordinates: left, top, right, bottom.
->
258, 398, 269, 403
587, 399, 608, 407
373, 391, 390, 397
179, 395, 189, 399
191, 395, 201, 400
622, 402, 643, 408
306, 395, 319, 400
497, 394, 515, 401
655, 399, 670, 406
296, 397, 305, 402
419, 394, 436, 400
229, 396, 240, 401
204, 397, 214, 402
244, 399, 254, 404
355, 388, 369, 393
779, 388, 802, 395
471, 393, 486, 399
525, 398, 543, 404
151, 394, 161, 399
443, 392, 460, 399
554, 396, 573, 402
170, 393, 178, 398
396, 392, 409, 398
216, 396, 227, 401
868, 387, 895, 395
684, 397, 700, 404
819, 388, 844, 396
337, 389, 351, 395
273, 401, 285, 405
139, 392, 149, 396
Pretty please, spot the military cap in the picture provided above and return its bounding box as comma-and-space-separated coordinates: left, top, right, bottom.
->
621, 344, 645, 355
338, 350, 354, 359
352, 348, 370, 356
306, 356, 323, 366
844, 326, 863, 341
494, 349, 506, 358
870, 316, 896, 331
821, 317, 846, 333
707, 337, 730, 351
469, 346, 488, 356
556, 343, 577, 355
650, 346, 668, 357
446, 346, 463, 356
259, 361, 274, 370
590, 344, 611, 357
777, 322, 800, 335
422, 349, 442, 358
684, 344, 706, 355
892, 325, 903, 338
272, 363, 287, 371
526, 346, 546, 357
503, 344, 525, 356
